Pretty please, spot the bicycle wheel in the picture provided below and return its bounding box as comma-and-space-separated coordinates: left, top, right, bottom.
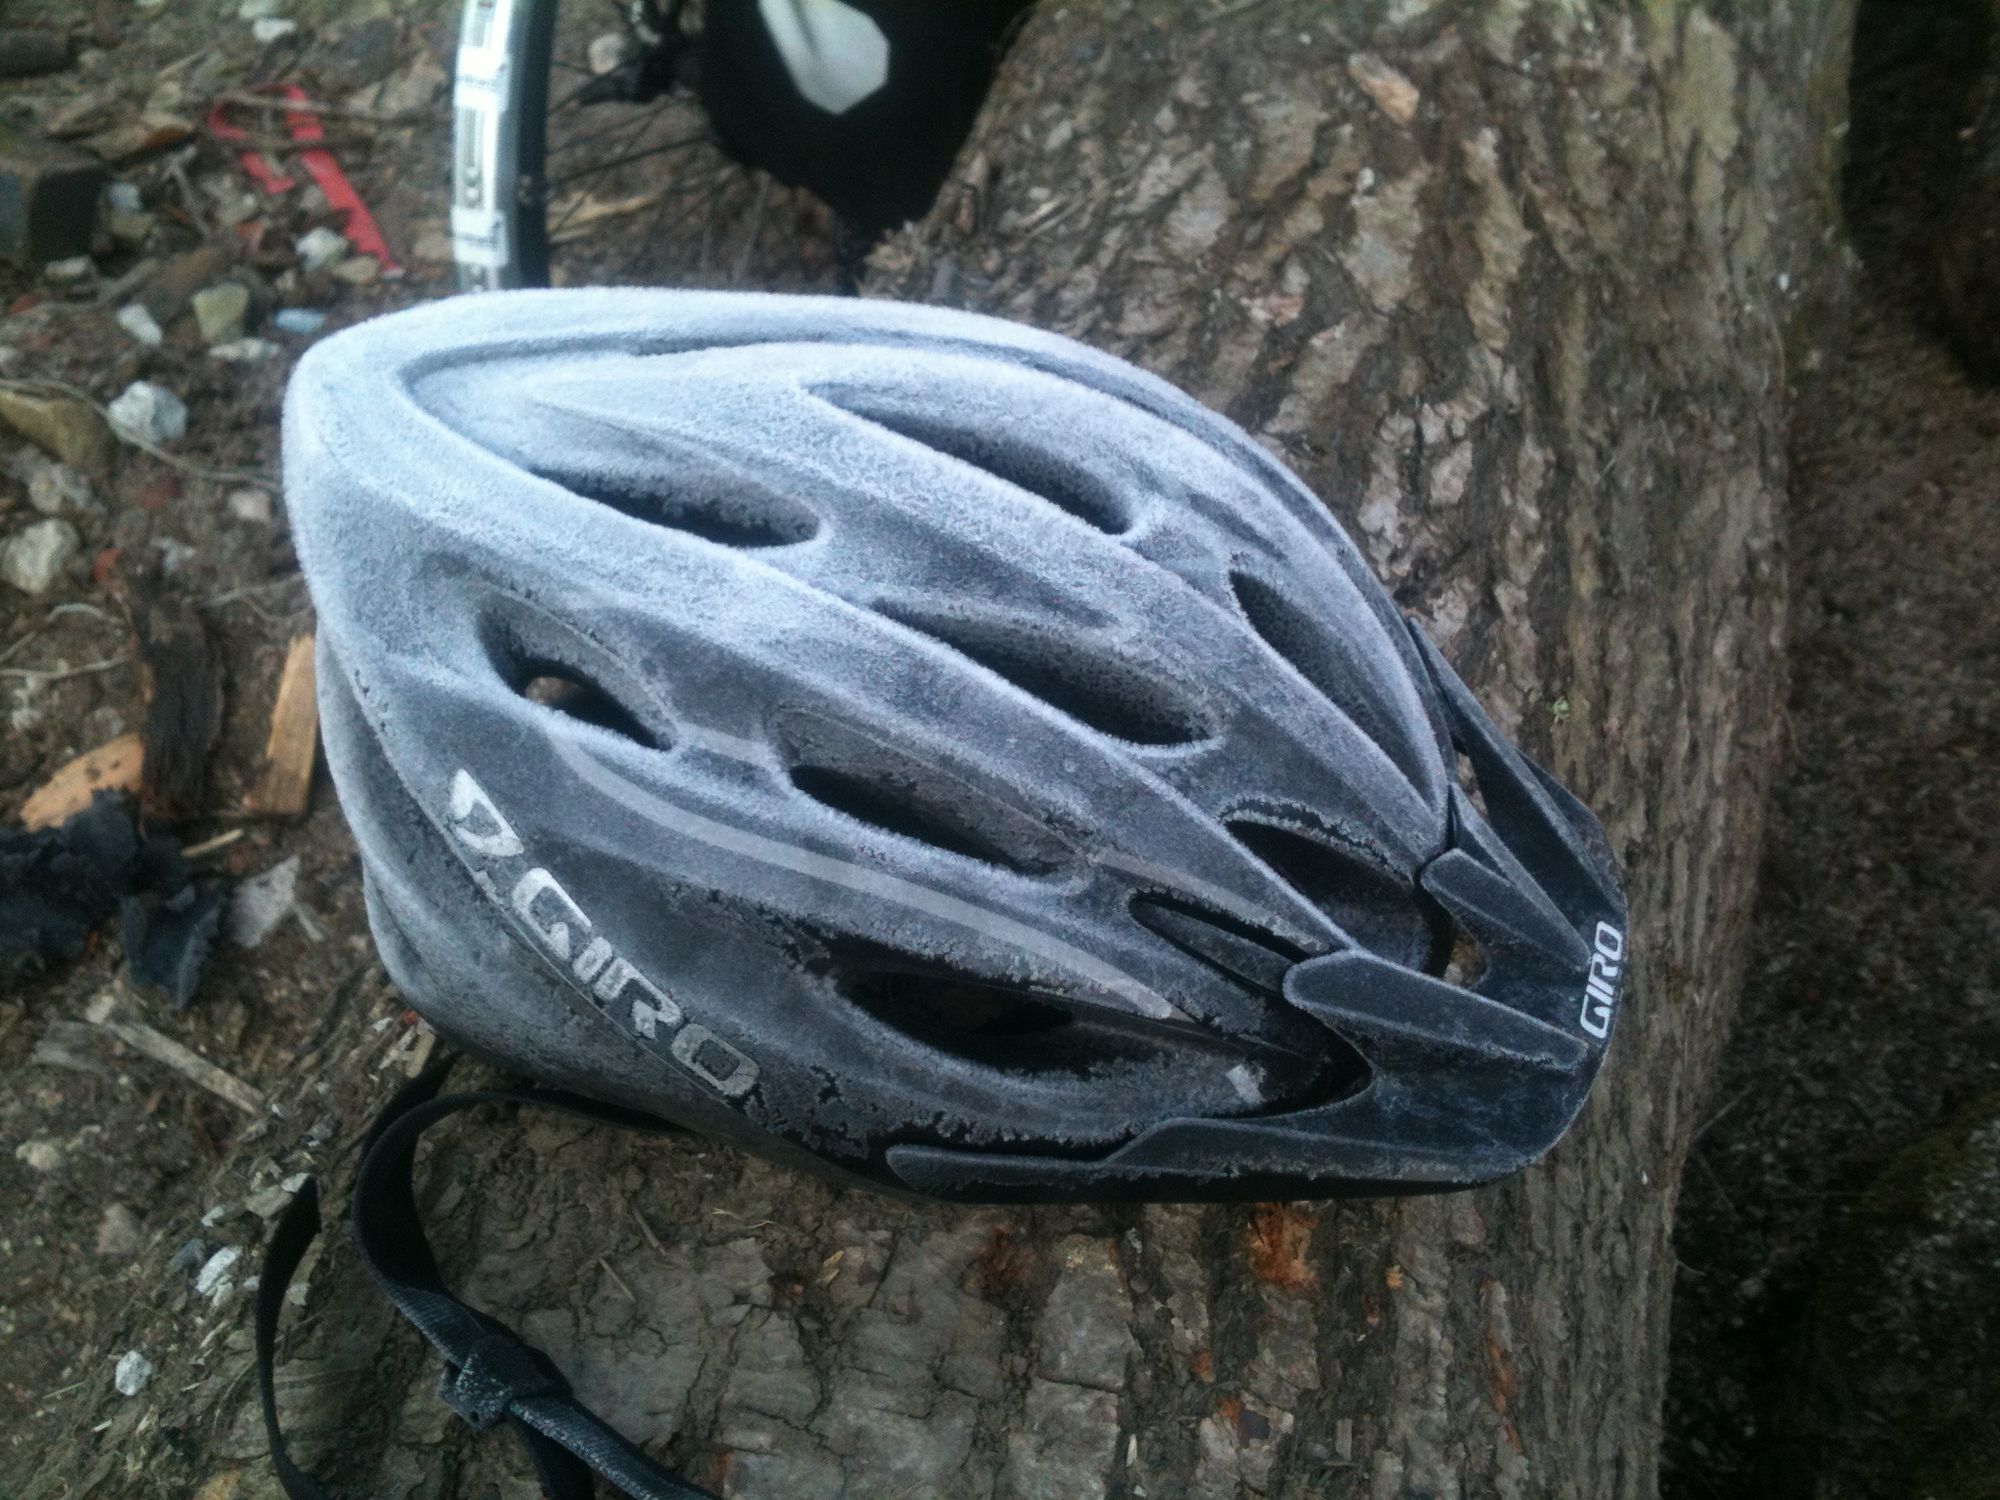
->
451, 0, 845, 291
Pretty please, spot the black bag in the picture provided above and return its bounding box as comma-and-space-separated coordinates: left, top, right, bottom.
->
699, 0, 1029, 232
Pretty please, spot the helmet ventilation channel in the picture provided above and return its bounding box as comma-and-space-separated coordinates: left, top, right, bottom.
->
787, 762, 1059, 875
528, 463, 820, 549
875, 601, 1210, 748
510, 661, 667, 750
1222, 816, 1451, 976
1228, 568, 1426, 784
819, 386, 1132, 535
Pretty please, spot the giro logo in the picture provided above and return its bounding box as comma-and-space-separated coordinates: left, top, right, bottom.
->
1578, 921, 1625, 1040
444, 769, 758, 1100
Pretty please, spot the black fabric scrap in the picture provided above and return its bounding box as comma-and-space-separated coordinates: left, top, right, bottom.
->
2, 790, 222, 1008
0, 792, 138, 977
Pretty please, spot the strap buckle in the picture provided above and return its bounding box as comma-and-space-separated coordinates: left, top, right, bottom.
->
438, 1333, 566, 1431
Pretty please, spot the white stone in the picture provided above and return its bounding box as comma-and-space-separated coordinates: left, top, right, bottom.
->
113, 1350, 153, 1396
15, 1138, 63, 1172
228, 856, 300, 948
26, 460, 94, 517
251, 16, 298, 42
1, 519, 81, 595
208, 337, 280, 363
107, 381, 188, 447
194, 1245, 242, 1299
294, 227, 349, 272
116, 302, 164, 346
227, 487, 273, 523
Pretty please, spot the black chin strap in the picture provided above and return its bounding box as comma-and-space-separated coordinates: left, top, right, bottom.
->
256, 1054, 720, 1500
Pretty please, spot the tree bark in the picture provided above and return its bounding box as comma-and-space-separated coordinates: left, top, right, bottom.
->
48, 4, 1856, 1498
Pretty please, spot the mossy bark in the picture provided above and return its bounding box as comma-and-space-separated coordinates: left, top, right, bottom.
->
40, 4, 1856, 1498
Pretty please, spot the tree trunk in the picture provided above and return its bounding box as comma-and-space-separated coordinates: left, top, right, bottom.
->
49, 4, 1855, 1498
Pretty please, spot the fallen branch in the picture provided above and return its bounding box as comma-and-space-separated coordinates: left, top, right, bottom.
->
84, 991, 268, 1117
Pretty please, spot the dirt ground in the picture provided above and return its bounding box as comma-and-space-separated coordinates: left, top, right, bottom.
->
2, 2, 1995, 1498
1, 0, 456, 1475
1661, 3, 2000, 1495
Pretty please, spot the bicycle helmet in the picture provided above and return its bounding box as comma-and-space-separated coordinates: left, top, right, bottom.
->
283, 289, 1628, 1202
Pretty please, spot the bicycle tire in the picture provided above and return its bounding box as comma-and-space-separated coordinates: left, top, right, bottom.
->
456, 0, 826, 293
452, 0, 556, 290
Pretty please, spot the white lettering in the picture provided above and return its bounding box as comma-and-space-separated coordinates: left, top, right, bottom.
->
1578, 923, 1626, 1039
510, 868, 588, 962
448, 769, 524, 858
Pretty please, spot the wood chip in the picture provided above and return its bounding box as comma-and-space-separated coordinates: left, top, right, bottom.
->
244, 634, 318, 818
84, 991, 267, 1117
20, 732, 144, 830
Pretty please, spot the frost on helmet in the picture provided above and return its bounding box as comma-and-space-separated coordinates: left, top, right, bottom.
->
284, 289, 1628, 1202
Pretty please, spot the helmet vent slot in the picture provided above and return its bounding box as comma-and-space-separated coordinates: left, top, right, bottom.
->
528, 464, 819, 549
787, 762, 1057, 874
833, 961, 1160, 1079
821, 389, 1131, 534
1223, 816, 1449, 976
1228, 569, 1420, 779
1128, 892, 1307, 997
876, 603, 1210, 747
512, 661, 667, 751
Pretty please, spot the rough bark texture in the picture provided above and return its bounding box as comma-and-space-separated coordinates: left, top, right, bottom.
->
44, 4, 1857, 1498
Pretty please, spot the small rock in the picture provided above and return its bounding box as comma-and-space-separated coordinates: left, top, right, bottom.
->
0, 387, 111, 473
330, 254, 380, 286
251, 17, 298, 43
294, 226, 348, 272
44, 255, 94, 284
313, 16, 400, 90
211, 190, 263, 229
115, 302, 164, 346
243, 1183, 296, 1219
226, 487, 273, 524
113, 1350, 153, 1397
105, 182, 143, 214
15, 1138, 64, 1172
26, 460, 95, 518
107, 209, 157, 247
191, 281, 250, 345
96, 1202, 144, 1257
107, 381, 187, 447
589, 31, 638, 74
2, 519, 82, 595
167, 1239, 207, 1278
228, 856, 300, 948
208, 337, 280, 363
272, 307, 327, 336
152, 536, 198, 575
194, 1245, 242, 1299
412, 228, 453, 264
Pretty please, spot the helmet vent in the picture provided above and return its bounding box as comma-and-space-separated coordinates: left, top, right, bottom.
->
512, 661, 667, 751
788, 762, 1057, 875
1223, 816, 1449, 975
876, 603, 1210, 747
832, 959, 1159, 1080
1128, 891, 1307, 997
1228, 569, 1420, 779
528, 464, 819, 549
821, 388, 1131, 534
